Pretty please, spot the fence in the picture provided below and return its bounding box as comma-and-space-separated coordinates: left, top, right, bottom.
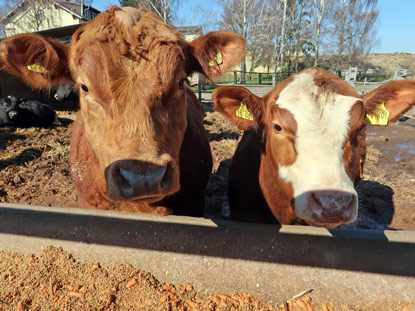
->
196, 70, 293, 101
196, 67, 414, 101
344, 67, 414, 94
214, 70, 292, 85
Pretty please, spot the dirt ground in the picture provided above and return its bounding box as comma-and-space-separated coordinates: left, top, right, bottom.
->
2, 99, 414, 230
0, 98, 414, 310
357, 120, 415, 230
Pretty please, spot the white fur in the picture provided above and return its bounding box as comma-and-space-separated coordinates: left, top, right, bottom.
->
276, 72, 359, 223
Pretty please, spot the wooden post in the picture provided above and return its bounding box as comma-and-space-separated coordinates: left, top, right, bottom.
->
234, 71, 238, 84
198, 82, 202, 103
362, 77, 367, 94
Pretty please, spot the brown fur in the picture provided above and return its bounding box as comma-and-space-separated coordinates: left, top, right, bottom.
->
0, 6, 246, 216
0, 34, 72, 89
362, 80, 415, 121
214, 67, 415, 224
213, 85, 263, 130
268, 105, 298, 167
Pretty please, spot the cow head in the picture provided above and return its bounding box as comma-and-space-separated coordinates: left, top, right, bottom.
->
54, 83, 74, 101
214, 68, 415, 228
0, 6, 246, 204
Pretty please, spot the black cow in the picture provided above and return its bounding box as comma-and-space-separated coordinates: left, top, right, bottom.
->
0, 96, 57, 128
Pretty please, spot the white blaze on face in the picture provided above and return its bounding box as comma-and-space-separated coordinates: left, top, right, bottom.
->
276, 72, 359, 224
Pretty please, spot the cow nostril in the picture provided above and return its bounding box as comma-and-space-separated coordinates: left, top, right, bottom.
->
313, 192, 354, 210
308, 192, 323, 218
105, 160, 172, 199
340, 193, 353, 206
160, 163, 172, 190
310, 192, 323, 209
118, 166, 166, 189
312, 192, 319, 204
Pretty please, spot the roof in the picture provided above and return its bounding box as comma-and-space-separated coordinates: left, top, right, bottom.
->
0, 5, 201, 43
54, 1, 100, 20
36, 23, 83, 42
175, 26, 203, 36
0, 0, 100, 24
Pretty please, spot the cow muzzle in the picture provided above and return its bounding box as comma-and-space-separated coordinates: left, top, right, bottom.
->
105, 159, 173, 201
298, 190, 358, 228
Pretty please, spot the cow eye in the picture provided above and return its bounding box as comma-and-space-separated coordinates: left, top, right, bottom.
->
274, 124, 282, 132
81, 84, 89, 93
179, 79, 186, 89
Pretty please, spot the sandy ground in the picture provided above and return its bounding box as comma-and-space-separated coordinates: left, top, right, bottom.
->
0, 246, 413, 311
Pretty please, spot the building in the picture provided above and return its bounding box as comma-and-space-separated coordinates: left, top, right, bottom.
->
176, 26, 202, 42
0, 0, 100, 39
0, 4, 207, 101
0, 0, 100, 102
0, 2, 207, 97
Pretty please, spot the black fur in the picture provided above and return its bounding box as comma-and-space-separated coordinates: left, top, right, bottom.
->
0, 96, 57, 128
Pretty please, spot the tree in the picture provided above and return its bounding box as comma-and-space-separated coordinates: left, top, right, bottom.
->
324, 0, 379, 69
285, 0, 312, 73
246, 0, 268, 72
256, 0, 310, 74
277, 0, 287, 70
220, 0, 269, 83
218, 0, 380, 75
310, 0, 326, 67
257, 0, 283, 73
0, 0, 17, 36
119, 0, 177, 24
0, 0, 61, 36
24, 0, 51, 32
0, 0, 18, 17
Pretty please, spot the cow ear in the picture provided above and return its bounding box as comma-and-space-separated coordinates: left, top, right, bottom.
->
0, 33, 73, 90
213, 86, 263, 131
187, 31, 246, 78
362, 80, 415, 123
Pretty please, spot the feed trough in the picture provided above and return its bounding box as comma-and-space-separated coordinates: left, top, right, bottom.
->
0, 203, 414, 307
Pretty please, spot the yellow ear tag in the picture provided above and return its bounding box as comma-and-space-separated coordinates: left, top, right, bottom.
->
208, 52, 223, 67
365, 102, 389, 125
236, 102, 254, 121
27, 62, 49, 73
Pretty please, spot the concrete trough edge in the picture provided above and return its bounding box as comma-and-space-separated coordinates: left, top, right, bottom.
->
0, 203, 414, 305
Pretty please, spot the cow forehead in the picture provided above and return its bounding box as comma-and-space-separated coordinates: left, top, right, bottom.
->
114, 6, 141, 28
275, 72, 359, 137
71, 7, 184, 60
69, 7, 187, 100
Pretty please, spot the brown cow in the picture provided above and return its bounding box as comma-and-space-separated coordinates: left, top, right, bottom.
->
0, 6, 246, 216
213, 67, 415, 228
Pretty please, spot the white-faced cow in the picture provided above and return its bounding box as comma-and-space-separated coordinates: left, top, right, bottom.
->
213, 67, 415, 228
0, 6, 246, 216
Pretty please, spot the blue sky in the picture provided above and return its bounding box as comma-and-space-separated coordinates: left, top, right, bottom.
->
375, 0, 415, 53
85, 0, 415, 53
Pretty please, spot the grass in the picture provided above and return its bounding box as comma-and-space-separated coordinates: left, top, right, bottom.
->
216, 72, 291, 85
357, 73, 391, 82
191, 71, 293, 93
